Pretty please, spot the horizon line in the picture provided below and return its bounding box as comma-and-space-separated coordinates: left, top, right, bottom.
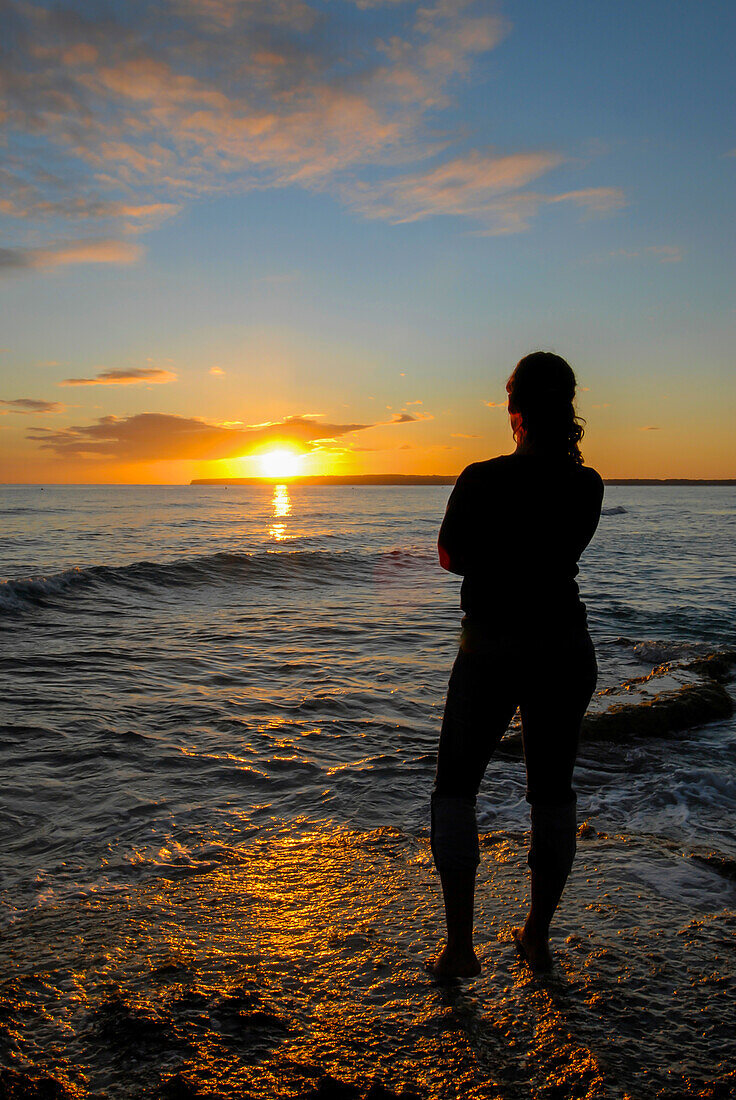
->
2, 476, 735, 487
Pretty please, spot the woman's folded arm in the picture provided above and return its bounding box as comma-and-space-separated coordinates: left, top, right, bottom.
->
438, 468, 473, 575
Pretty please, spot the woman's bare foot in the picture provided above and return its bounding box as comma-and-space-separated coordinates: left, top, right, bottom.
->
425, 943, 481, 980
512, 924, 553, 973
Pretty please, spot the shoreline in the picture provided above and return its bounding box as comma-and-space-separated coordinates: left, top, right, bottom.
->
2, 825, 734, 1099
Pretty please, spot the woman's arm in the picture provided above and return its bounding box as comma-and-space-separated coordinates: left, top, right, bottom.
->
573, 469, 605, 559
438, 468, 473, 575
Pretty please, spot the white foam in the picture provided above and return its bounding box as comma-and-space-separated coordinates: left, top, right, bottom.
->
619, 850, 736, 908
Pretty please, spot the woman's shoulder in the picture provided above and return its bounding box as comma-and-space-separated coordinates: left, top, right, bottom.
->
458, 455, 515, 483
457, 456, 603, 495
576, 464, 604, 494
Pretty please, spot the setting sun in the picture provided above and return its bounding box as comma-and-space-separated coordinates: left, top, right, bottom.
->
258, 447, 302, 479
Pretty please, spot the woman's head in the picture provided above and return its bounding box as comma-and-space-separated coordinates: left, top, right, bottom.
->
506, 351, 585, 465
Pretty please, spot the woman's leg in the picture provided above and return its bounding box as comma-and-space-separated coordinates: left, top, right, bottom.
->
429, 640, 517, 978
515, 631, 597, 970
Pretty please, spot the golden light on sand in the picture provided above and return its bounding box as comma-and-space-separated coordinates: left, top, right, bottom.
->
258, 447, 302, 479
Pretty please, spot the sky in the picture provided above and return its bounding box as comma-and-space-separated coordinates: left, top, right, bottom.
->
1, 0, 734, 483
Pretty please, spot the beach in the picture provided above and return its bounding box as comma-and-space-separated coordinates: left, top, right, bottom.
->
1, 484, 735, 1098
2, 826, 734, 1099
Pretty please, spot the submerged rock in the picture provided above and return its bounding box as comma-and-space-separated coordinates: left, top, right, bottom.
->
298, 1076, 360, 1099
365, 1084, 424, 1100
158, 1072, 201, 1100
93, 991, 168, 1043
0, 1069, 75, 1100
582, 678, 732, 742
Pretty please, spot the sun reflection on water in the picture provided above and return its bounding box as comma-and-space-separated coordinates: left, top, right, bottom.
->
4, 825, 734, 1099
269, 484, 291, 541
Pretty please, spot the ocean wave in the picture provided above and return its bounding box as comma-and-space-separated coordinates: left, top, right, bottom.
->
0, 505, 70, 516
0, 547, 430, 612
601, 505, 627, 515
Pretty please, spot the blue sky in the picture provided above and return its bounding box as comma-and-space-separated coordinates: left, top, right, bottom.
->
1, 0, 734, 481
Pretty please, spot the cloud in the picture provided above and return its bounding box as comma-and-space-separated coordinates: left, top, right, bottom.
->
0, 239, 144, 274
638, 425, 660, 431
1, 2, 504, 227
485, 400, 507, 408
1, 0, 619, 249
209, 366, 225, 376
60, 368, 177, 386
550, 188, 625, 214
168, 0, 316, 31
0, 184, 181, 231
348, 150, 564, 222
388, 409, 433, 422
475, 187, 625, 235
26, 410, 419, 461
0, 398, 65, 413
346, 152, 624, 232
351, 0, 422, 9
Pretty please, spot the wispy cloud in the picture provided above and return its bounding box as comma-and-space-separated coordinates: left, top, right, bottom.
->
0, 240, 144, 273
27, 409, 421, 461
348, 150, 563, 222
0, 398, 65, 413
346, 154, 624, 232
209, 366, 225, 376
1, 0, 621, 257
639, 425, 660, 431
60, 368, 177, 387
1, 2, 503, 234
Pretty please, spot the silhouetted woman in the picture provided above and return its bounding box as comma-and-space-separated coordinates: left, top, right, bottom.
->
429, 352, 603, 976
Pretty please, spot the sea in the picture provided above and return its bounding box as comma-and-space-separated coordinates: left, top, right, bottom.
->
1, 481, 734, 918
2, 481, 736, 1099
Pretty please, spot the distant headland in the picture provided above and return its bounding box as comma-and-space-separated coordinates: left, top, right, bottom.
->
191, 475, 736, 487
191, 475, 458, 486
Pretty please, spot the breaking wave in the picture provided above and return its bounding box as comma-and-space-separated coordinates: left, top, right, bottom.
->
0, 547, 428, 612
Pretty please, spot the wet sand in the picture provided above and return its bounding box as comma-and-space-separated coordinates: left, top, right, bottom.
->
1, 826, 734, 1100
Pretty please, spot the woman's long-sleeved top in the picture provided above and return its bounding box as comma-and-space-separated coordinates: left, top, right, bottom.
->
438, 454, 604, 633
